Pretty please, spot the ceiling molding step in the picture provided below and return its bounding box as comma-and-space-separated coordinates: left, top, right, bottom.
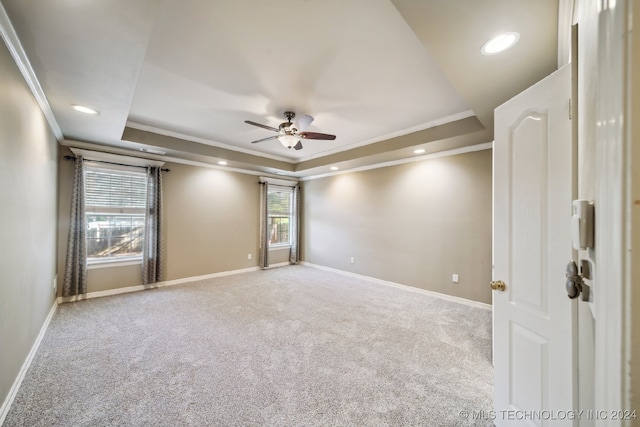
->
0, 3, 63, 141
122, 127, 295, 172
295, 115, 487, 172
125, 121, 292, 164
299, 134, 492, 180
301, 141, 493, 181
294, 110, 476, 163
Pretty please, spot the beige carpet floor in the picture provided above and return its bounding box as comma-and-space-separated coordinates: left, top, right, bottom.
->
4, 265, 493, 426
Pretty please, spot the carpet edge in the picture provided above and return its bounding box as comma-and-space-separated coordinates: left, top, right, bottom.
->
301, 262, 492, 311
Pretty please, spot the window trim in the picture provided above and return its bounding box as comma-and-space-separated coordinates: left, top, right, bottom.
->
267, 185, 294, 248
87, 259, 142, 269
71, 147, 165, 169
84, 165, 147, 265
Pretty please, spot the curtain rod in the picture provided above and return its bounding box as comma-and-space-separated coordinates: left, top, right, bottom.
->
63, 155, 170, 172
258, 182, 299, 188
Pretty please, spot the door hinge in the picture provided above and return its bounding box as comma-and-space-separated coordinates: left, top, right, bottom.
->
569, 98, 572, 120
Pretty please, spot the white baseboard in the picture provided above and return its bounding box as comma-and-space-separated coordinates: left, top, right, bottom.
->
301, 262, 492, 311
57, 266, 262, 304
0, 299, 58, 425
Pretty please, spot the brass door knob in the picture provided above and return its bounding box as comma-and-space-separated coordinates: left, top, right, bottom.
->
491, 280, 506, 291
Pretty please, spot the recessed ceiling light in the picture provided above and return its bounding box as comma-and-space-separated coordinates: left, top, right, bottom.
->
481, 32, 520, 55
330, 166, 339, 171
218, 161, 228, 166
71, 104, 99, 115
413, 149, 426, 154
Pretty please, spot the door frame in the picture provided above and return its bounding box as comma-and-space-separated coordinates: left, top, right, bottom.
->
591, 0, 635, 418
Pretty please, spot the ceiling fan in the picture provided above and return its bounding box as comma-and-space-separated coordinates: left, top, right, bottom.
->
244, 111, 336, 150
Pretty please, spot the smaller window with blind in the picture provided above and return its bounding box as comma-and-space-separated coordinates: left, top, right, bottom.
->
84, 165, 147, 263
267, 187, 293, 246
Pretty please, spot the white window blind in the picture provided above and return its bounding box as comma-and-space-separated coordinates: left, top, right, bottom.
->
85, 168, 147, 212
267, 190, 292, 217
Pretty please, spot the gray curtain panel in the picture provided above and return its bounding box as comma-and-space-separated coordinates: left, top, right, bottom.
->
142, 167, 164, 285
289, 185, 301, 264
259, 182, 269, 269
63, 156, 87, 296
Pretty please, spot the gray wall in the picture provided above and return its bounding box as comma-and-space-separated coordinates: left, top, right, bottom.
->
0, 40, 58, 408
301, 149, 492, 304
57, 152, 263, 293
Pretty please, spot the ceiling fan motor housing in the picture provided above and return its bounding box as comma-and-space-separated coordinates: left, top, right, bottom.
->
279, 122, 297, 134
280, 111, 297, 134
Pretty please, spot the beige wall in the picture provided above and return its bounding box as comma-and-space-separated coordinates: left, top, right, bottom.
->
162, 162, 260, 279
268, 247, 292, 265
57, 154, 263, 293
301, 149, 492, 304
0, 40, 58, 408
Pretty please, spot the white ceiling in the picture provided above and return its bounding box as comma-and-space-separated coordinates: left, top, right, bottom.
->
0, 0, 560, 177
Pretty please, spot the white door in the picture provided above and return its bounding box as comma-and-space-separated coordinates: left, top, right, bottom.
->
493, 64, 576, 426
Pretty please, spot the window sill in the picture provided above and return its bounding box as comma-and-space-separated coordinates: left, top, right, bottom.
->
269, 245, 291, 251
87, 259, 142, 270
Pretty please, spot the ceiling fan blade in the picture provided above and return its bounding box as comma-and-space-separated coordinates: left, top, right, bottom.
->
244, 120, 279, 132
293, 141, 303, 150
250, 135, 280, 144
299, 132, 336, 140
295, 115, 314, 131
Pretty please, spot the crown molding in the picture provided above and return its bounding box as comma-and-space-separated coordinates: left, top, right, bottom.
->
0, 3, 63, 140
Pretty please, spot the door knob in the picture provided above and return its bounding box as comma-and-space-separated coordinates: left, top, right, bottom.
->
491, 280, 506, 291
566, 260, 590, 301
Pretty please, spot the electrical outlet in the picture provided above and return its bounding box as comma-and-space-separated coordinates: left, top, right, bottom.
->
452, 274, 459, 283
53, 275, 57, 293
248, 253, 252, 260
350, 257, 355, 264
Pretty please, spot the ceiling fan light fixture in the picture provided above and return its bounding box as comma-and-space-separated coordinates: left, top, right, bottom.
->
278, 134, 300, 149
481, 32, 520, 55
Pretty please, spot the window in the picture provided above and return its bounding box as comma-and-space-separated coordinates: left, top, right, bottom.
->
84, 166, 147, 263
267, 187, 293, 246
